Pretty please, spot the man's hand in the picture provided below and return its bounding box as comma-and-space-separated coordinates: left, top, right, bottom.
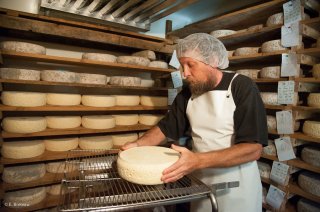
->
161, 144, 200, 183
120, 141, 139, 150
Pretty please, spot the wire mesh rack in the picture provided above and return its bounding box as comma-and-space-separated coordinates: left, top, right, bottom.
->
59, 150, 217, 211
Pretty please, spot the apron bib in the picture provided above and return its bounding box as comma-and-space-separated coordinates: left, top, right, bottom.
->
186, 74, 262, 212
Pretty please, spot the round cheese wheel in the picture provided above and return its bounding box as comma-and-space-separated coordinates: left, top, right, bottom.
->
2, 140, 45, 159
266, 13, 283, 27
261, 92, 278, 105
82, 53, 117, 62
139, 114, 164, 126
2, 163, 46, 184
140, 79, 155, 87
47, 93, 81, 106
303, 121, 320, 138
257, 161, 271, 179
247, 24, 264, 32
117, 146, 180, 185
46, 184, 63, 196
115, 95, 140, 106
301, 146, 320, 167
209, 29, 236, 38
234, 47, 259, 56
82, 115, 115, 129
298, 171, 320, 197
117, 56, 150, 66
41, 70, 76, 83
228, 50, 234, 57
261, 39, 287, 53
0, 68, 40, 81
44, 137, 78, 151
1, 91, 46, 107
75, 73, 107, 85
113, 114, 139, 126
140, 96, 167, 107
312, 64, 320, 78
263, 144, 277, 156
308, 93, 320, 107
4, 187, 46, 208
148, 61, 168, 69
2, 117, 47, 133
81, 95, 116, 107
260, 66, 280, 79
267, 115, 276, 130
236, 69, 260, 79
46, 116, 81, 129
109, 76, 141, 86
46, 161, 78, 173
112, 133, 138, 148
132, 50, 156, 61
297, 198, 320, 212
0, 41, 46, 54
79, 135, 113, 150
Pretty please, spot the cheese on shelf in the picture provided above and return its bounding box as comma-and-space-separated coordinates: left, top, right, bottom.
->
236, 69, 260, 79
303, 121, 320, 138
44, 137, 79, 151
140, 79, 155, 87
139, 114, 164, 126
228, 50, 234, 57
46, 116, 81, 129
298, 171, 320, 197
109, 76, 141, 86
79, 135, 113, 150
301, 146, 320, 167
82, 52, 117, 62
114, 95, 140, 106
234, 47, 259, 56
117, 146, 179, 185
266, 13, 283, 26
307, 93, 320, 108
247, 24, 264, 32
263, 144, 277, 156
209, 29, 236, 38
148, 61, 168, 69
257, 161, 271, 179
0, 68, 40, 81
132, 50, 156, 61
140, 96, 167, 107
260, 66, 280, 79
75, 73, 107, 85
0, 41, 46, 54
112, 133, 138, 148
267, 115, 276, 130
312, 64, 320, 78
82, 115, 115, 129
261, 39, 287, 53
2, 163, 46, 184
47, 93, 81, 106
261, 92, 278, 105
81, 95, 116, 107
116, 56, 150, 66
41, 70, 76, 83
1, 91, 46, 107
297, 198, 320, 212
113, 114, 139, 126
46, 161, 78, 173
4, 187, 46, 208
2, 117, 47, 133
2, 140, 45, 159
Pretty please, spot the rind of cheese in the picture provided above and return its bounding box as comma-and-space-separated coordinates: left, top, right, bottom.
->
117, 56, 150, 66
257, 161, 271, 179
0, 41, 46, 54
82, 115, 115, 129
266, 13, 283, 27
82, 53, 117, 63
117, 146, 180, 185
301, 146, 320, 167
114, 95, 140, 106
140, 79, 155, 87
267, 115, 277, 130
307, 93, 320, 108
247, 24, 264, 32
140, 96, 167, 107
297, 198, 320, 212
44, 137, 79, 151
303, 121, 320, 138
234, 47, 259, 56
46, 161, 78, 173
263, 144, 277, 156
1, 91, 46, 107
298, 171, 320, 197
2, 117, 47, 133
81, 95, 116, 107
236, 69, 260, 79
4, 187, 46, 208
139, 114, 164, 126
47, 93, 81, 106
148, 61, 168, 69
312, 64, 320, 78
109, 76, 141, 86
260, 92, 278, 105
261, 39, 287, 53
46, 116, 81, 129
41, 70, 76, 83
132, 50, 156, 61
113, 114, 139, 126
260, 66, 280, 79
2, 163, 46, 184
79, 135, 113, 150
0, 68, 40, 81
2, 140, 45, 159
75, 73, 107, 85
209, 29, 236, 38
112, 133, 138, 147
227, 50, 234, 57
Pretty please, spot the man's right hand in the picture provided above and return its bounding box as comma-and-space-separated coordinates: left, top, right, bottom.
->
120, 141, 139, 151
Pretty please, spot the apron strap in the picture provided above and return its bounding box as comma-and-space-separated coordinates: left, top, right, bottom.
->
226, 73, 239, 98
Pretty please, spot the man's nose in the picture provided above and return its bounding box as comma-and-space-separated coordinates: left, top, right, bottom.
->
183, 68, 191, 77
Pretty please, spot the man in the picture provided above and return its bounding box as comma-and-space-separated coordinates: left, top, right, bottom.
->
122, 33, 268, 212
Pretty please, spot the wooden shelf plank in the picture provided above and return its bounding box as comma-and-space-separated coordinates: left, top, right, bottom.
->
264, 104, 288, 110
297, 47, 320, 58
1, 51, 174, 73
261, 154, 278, 161
268, 129, 280, 135
0, 104, 168, 112
289, 183, 320, 203
261, 177, 287, 191
229, 50, 288, 64
255, 78, 288, 83
294, 77, 320, 83
301, 17, 320, 32
291, 105, 320, 112
288, 159, 320, 174
290, 132, 320, 144
2, 124, 152, 138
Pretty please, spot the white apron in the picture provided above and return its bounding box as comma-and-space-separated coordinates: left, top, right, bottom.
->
186, 74, 262, 212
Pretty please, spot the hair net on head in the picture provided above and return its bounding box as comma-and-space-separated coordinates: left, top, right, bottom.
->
176, 33, 229, 69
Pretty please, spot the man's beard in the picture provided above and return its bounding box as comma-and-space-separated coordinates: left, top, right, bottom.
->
187, 79, 216, 96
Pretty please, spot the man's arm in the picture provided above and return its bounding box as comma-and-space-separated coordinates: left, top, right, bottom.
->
161, 142, 262, 183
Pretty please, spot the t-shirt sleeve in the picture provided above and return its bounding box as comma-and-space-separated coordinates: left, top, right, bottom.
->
232, 75, 268, 146
157, 88, 191, 140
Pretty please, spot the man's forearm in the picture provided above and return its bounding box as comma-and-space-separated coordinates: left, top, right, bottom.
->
137, 126, 166, 146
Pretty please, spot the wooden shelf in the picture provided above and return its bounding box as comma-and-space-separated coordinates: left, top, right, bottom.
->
289, 183, 320, 203
288, 158, 320, 174
0, 104, 168, 112
261, 177, 287, 191
261, 154, 278, 161
297, 47, 320, 58
229, 50, 288, 64
301, 17, 320, 33
268, 129, 279, 135
2, 124, 152, 138
290, 132, 320, 144
294, 77, 320, 83
264, 104, 288, 110
1, 51, 174, 74
291, 105, 320, 112
255, 78, 288, 83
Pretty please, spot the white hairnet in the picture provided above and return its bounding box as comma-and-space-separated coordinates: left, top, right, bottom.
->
176, 33, 229, 69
